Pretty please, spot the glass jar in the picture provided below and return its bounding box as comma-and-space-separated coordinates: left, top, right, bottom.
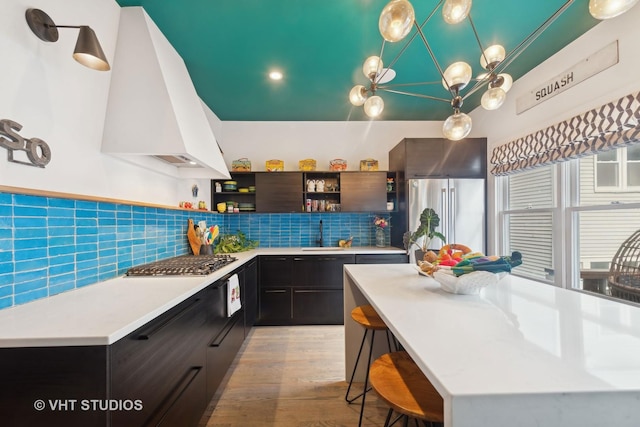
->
375, 228, 386, 247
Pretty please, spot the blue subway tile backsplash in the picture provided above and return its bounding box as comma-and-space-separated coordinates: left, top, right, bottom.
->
0, 191, 392, 309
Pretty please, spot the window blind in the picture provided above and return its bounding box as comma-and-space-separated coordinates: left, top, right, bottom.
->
491, 91, 640, 176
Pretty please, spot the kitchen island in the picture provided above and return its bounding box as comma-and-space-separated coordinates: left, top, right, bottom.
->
344, 263, 640, 427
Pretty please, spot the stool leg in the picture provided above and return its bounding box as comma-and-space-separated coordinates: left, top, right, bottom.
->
357, 330, 376, 427
383, 408, 393, 427
345, 328, 369, 403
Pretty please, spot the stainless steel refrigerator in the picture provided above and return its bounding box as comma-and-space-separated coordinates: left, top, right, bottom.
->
408, 178, 486, 258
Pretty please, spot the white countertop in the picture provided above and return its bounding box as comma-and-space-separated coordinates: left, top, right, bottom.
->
343, 263, 640, 427
0, 247, 404, 348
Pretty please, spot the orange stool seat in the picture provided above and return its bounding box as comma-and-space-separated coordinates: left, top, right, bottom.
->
369, 351, 444, 425
351, 304, 388, 330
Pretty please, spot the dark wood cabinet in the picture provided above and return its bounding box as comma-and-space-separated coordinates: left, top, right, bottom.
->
257, 254, 355, 325
259, 287, 293, 324
303, 172, 341, 212
212, 171, 394, 214
340, 171, 387, 212
292, 289, 343, 324
211, 172, 256, 213
0, 346, 109, 427
0, 261, 258, 427
202, 273, 246, 402
389, 137, 487, 179
111, 292, 208, 427
243, 258, 258, 328
255, 172, 302, 212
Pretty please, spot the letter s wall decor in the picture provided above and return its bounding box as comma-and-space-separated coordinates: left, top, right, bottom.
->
0, 119, 52, 168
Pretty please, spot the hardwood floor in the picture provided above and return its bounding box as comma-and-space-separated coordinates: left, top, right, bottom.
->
200, 325, 391, 427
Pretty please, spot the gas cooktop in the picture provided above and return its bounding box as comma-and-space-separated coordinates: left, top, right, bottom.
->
125, 254, 237, 276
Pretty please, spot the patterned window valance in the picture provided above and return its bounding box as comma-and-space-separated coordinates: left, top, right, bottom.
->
490, 92, 640, 176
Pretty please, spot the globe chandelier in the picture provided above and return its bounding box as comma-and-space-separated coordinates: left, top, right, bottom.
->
349, 0, 575, 140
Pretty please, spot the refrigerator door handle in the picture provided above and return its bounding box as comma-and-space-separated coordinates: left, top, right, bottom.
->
441, 187, 448, 244
449, 187, 455, 244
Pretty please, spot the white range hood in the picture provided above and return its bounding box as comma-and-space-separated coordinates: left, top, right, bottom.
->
102, 7, 230, 180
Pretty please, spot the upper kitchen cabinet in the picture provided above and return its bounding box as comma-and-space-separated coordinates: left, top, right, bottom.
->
255, 172, 303, 213
303, 172, 341, 213
389, 138, 487, 179
340, 172, 388, 212
101, 7, 229, 180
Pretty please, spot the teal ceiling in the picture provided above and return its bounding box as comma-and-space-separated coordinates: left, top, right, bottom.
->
114, 0, 599, 121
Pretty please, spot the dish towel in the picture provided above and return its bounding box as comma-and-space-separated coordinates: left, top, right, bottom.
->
227, 274, 241, 317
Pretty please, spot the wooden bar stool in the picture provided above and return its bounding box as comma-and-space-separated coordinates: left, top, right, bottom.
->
369, 351, 444, 427
345, 304, 395, 427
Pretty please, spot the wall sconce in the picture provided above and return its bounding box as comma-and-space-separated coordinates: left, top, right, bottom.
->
25, 8, 110, 71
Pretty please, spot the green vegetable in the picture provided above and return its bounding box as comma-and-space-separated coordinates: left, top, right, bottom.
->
214, 230, 259, 253
452, 251, 523, 276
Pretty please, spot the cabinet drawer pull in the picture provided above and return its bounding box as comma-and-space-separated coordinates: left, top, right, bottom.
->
137, 297, 201, 340
266, 257, 289, 261
152, 366, 203, 426
294, 289, 336, 293
210, 313, 242, 348
264, 289, 287, 293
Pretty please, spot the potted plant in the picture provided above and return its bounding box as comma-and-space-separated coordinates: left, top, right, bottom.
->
403, 208, 446, 262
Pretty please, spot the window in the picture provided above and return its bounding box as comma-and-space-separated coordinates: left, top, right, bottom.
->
498, 144, 640, 304
500, 166, 556, 282
595, 145, 640, 191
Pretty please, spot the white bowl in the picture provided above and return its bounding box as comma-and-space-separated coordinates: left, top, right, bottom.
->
432, 270, 499, 295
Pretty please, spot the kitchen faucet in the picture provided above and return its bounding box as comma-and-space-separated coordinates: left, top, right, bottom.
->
316, 219, 323, 247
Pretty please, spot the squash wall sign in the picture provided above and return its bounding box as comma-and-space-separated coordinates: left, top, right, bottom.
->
0, 119, 51, 168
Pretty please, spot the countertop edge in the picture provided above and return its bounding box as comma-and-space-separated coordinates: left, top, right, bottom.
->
0, 247, 405, 348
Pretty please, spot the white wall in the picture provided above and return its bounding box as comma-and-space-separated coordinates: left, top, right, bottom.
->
0, 0, 195, 206
470, 6, 640, 254
218, 120, 443, 171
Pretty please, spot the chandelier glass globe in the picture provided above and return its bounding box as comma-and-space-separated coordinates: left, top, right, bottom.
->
589, 0, 639, 19
364, 95, 385, 118
442, 0, 473, 24
442, 61, 472, 91
379, 0, 415, 42
349, 85, 368, 106
363, 56, 384, 80
442, 111, 472, 141
498, 73, 513, 93
481, 87, 507, 110
480, 44, 506, 70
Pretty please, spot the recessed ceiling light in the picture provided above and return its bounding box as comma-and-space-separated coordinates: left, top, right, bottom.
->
269, 70, 283, 80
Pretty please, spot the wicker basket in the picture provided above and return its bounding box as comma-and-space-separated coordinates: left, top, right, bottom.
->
608, 229, 640, 302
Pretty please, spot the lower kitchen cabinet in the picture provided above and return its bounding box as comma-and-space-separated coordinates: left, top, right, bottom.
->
243, 258, 258, 328
257, 254, 355, 325
0, 345, 109, 427
259, 287, 293, 323
292, 289, 343, 324
110, 291, 209, 427
0, 262, 258, 427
